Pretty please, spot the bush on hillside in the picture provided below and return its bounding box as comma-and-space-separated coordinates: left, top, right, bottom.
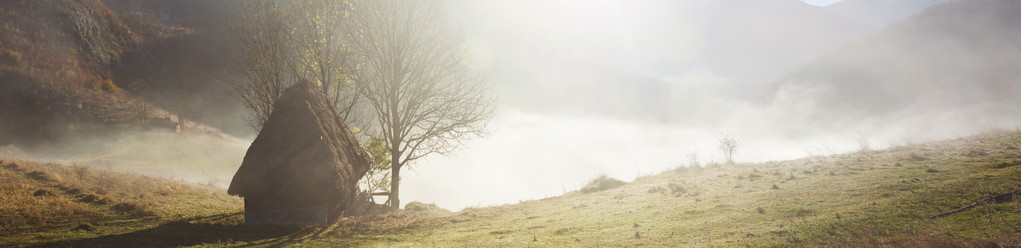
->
100, 78, 118, 92
580, 175, 626, 194
404, 201, 450, 215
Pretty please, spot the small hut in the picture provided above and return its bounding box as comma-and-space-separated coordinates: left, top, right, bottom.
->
227, 81, 370, 225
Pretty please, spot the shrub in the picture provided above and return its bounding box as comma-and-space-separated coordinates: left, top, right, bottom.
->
906, 153, 928, 161
27, 170, 62, 183
79, 194, 101, 203
112, 202, 153, 216
73, 223, 96, 232
100, 78, 118, 92
668, 182, 688, 196
33, 189, 55, 197
580, 175, 625, 194
71, 164, 89, 181
404, 201, 450, 215
3, 161, 26, 172
647, 186, 667, 193
965, 148, 988, 157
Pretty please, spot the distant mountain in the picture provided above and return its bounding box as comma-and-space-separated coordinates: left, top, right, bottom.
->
0, 0, 187, 146
825, 0, 952, 27
469, 0, 876, 123
0, 0, 246, 147
638, 0, 877, 122
764, 0, 1021, 131
699, 0, 875, 81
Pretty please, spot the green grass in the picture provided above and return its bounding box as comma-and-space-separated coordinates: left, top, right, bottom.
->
3, 130, 1021, 247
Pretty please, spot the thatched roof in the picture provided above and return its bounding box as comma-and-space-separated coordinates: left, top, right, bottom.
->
228, 81, 370, 206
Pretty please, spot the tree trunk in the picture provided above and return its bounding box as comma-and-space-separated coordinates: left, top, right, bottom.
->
389, 154, 401, 209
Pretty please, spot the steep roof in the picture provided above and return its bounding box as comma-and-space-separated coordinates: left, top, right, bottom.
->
227, 81, 370, 204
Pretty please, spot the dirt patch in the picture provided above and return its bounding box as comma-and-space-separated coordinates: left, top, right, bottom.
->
3, 160, 26, 172
992, 160, 1021, 169
27, 170, 61, 182
33, 189, 55, 197
73, 223, 96, 232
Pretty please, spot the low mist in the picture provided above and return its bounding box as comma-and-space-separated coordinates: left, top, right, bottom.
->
394, 0, 1021, 210
8, 130, 248, 189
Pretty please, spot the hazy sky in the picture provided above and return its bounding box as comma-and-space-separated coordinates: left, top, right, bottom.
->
802, 0, 842, 6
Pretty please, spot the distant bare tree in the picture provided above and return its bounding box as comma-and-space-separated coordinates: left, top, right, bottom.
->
169, 91, 197, 129
131, 99, 154, 126
71, 163, 88, 182
346, 0, 495, 209
225, 0, 293, 131
687, 152, 700, 168
855, 132, 872, 154
718, 134, 740, 164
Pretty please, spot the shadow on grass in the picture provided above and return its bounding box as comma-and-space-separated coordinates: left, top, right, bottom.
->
30, 212, 337, 248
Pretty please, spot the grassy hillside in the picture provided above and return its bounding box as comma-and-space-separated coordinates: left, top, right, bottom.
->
332, 129, 1021, 247
0, 157, 240, 246
3, 130, 1021, 247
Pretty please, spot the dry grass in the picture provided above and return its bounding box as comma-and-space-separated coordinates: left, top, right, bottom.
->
0, 158, 241, 245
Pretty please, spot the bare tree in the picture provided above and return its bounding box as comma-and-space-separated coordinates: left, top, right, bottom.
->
71, 163, 89, 182
686, 152, 700, 168
225, 0, 293, 131
169, 91, 197, 130
347, 0, 495, 209
718, 134, 740, 164
855, 132, 872, 154
131, 99, 154, 126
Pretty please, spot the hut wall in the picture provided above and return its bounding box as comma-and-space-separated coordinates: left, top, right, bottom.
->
244, 198, 327, 225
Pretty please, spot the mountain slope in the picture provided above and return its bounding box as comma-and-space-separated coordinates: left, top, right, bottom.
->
826, 0, 951, 27
700, 0, 874, 80
762, 0, 1021, 134
0, 0, 250, 149
469, 0, 875, 123
0, 157, 241, 245
0, 0, 191, 148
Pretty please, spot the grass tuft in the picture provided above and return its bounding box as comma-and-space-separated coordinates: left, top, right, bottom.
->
580, 175, 626, 194
404, 202, 450, 216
